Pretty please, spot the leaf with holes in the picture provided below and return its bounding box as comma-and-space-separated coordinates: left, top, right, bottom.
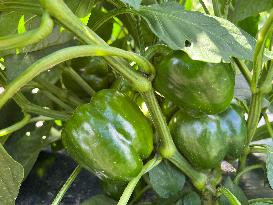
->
138, 2, 273, 63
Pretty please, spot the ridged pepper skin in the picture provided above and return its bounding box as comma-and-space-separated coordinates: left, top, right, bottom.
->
62, 89, 154, 181
169, 104, 247, 169
169, 111, 228, 169
219, 103, 247, 159
154, 51, 235, 115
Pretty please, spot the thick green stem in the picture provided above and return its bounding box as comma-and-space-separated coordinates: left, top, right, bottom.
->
141, 90, 207, 191
234, 164, 264, 185
169, 151, 208, 191
252, 9, 273, 93
0, 45, 153, 109
246, 94, 263, 144
63, 66, 96, 96
141, 90, 176, 157
202, 190, 215, 205
117, 156, 162, 205
0, 114, 31, 137
0, 12, 53, 50
144, 44, 172, 60
39, 0, 155, 81
240, 93, 263, 170
51, 165, 81, 205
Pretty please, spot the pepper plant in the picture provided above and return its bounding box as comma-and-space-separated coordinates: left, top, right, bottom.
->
0, 0, 273, 204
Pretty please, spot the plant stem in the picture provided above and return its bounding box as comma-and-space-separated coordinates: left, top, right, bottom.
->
249, 145, 268, 153
51, 165, 81, 205
144, 44, 172, 60
202, 190, 215, 205
63, 66, 96, 96
212, 0, 221, 17
39, 0, 155, 81
40, 0, 209, 192
117, 156, 162, 205
263, 112, 273, 138
231, 57, 251, 86
252, 9, 273, 93
141, 90, 176, 157
42, 90, 74, 111
141, 90, 208, 191
248, 198, 273, 203
0, 45, 154, 109
0, 12, 53, 50
217, 187, 241, 205
169, 151, 208, 191
129, 185, 151, 205
234, 164, 264, 185
0, 114, 31, 137
223, 0, 232, 19
0, 71, 70, 121
35, 79, 83, 106
240, 93, 262, 170
199, 0, 210, 15
19, 102, 70, 121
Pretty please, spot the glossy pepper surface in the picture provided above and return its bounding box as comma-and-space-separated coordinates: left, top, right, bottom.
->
62, 89, 154, 181
219, 103, 247, 159
154, 51, 235, 114
169, 104, 247, 169
169, 111, 228, 169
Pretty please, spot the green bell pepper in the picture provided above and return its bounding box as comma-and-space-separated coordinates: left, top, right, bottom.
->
62, 89, 154, 181
154, 51, 235, 115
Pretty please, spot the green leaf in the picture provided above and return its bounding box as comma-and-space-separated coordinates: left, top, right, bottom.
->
0, 143, 24, 205
238, 15, 260, 37
230, 0, 273, 22
149, 160, 185, 198
138, 2, 273, 63
4, 122, 53, 178
219, 177, 248, 205
235, 73, 251, 101
182, 192, 201, 205
120, 0, 141, 10
249, 202, 273, 205
87, 6, 114, 42
80, 195, 116, 205
266, 147, 273, 189
0, 11, 24, 36
3, 42, 71, 81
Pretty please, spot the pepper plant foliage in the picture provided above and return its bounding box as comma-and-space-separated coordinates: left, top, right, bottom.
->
0, 0, 273, 204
